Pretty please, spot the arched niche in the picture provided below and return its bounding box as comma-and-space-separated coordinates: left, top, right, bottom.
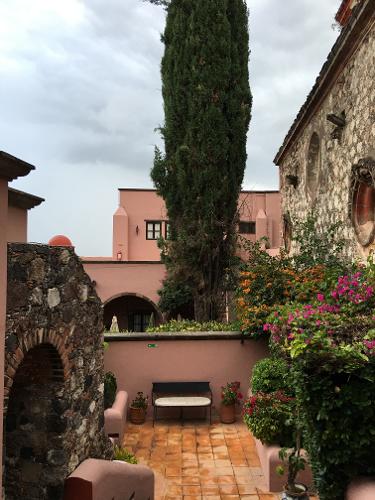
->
349, 157, 375, 247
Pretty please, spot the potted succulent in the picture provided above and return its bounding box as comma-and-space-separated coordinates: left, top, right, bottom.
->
220, 381, 243, 424
129, 391, 148, 424
276, 430, 308, 499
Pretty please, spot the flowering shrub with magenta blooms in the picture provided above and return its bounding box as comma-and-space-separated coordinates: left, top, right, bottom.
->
243, 391, 295, 446
264, 264, 375, 500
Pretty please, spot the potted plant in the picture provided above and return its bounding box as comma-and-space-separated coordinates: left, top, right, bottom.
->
104, 371, 117, 410
220, 381, 243, 424
276, 430, 308, 499
129, 391, 148, 424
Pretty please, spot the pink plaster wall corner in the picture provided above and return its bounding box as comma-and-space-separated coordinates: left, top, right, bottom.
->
104, 390, 128, 443
64, 458, 154, 500
255, 438, 313, 492
346, 477, 375, 500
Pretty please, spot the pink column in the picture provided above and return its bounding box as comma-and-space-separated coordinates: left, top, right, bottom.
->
112, 206, 129, 261
0, 177, 8, 495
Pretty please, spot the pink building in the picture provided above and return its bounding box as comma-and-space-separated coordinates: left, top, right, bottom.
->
0, 151, 42, 494
83, 188, 281, 331
7, 187, 44, 243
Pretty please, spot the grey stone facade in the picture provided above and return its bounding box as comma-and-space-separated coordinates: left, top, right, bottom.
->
4, 243, 112, 500
276, 5, 375, 260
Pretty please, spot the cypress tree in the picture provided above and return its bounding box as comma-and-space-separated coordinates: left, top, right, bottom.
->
151, 0, 252, 321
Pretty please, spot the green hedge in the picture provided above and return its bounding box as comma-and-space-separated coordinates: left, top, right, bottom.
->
293, 357, 375, 500
251, 357, 292, 395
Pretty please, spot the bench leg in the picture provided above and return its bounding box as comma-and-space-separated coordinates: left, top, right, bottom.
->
153, 405, 157, 427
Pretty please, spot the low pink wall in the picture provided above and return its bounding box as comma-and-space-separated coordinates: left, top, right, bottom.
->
0, 178, 8, 494
104, 336, 269, 414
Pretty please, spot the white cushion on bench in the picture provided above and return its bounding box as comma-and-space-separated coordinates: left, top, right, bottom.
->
154, 396, 211, 407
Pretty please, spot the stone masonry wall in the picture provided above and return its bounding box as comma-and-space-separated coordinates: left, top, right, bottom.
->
4, 243, 112, 500
279, 22, 375, 260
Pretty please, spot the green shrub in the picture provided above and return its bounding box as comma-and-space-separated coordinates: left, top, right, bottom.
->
292, 358, 375, 500
104, 371, 117, 410
147, 319, 236, 332
251, 357, 292, 395
113, 446, 138, 464
243, 391, 295, 446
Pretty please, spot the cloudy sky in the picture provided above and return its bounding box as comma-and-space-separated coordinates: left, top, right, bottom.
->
1, 0, 340, 256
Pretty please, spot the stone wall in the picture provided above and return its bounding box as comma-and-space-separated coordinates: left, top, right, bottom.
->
279, 21, 375, 260
4, 243, 111, 500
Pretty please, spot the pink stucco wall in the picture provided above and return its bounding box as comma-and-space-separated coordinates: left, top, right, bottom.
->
0, 178, 8, 494
7, 205, 27, 242
104, 337, 269, 414
82, 261, 166, 306
112, 189, 281, 262
114, 189, 168, 262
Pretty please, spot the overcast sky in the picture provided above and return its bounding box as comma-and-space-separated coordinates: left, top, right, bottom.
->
1, 0, 340, 256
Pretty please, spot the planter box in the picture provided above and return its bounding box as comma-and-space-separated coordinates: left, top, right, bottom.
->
255, 438, 313, 492
104, 390, 128, 443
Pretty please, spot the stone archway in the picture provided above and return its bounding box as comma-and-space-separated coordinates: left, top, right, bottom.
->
104, 293, 163, 332
5, 243, 112, 500
5, 343, 67, 500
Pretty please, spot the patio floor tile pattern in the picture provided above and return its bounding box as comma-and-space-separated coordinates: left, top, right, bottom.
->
123, 417, 280, 500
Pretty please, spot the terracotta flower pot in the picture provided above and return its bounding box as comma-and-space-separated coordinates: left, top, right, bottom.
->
220, 403, 235, 424
282, 483, 309, 499
129, 406, 146, 424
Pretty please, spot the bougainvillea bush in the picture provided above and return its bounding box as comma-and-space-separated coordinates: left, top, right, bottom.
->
264, 264, 375, 500
243, 391, 295, 446
236, 215, 351, 338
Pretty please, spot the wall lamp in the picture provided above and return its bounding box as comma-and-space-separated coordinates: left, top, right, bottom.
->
136, 225, 139, 235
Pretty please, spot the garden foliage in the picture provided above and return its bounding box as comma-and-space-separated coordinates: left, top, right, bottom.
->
243, 357, 295, 446
241, 214, 375, 499
104, 371, 117, 410
147, 319, 236, 333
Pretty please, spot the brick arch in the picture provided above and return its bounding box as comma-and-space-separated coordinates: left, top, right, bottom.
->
4, 329, 71, 407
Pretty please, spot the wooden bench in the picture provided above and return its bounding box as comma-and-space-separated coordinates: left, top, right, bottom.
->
152, 381, 212, 424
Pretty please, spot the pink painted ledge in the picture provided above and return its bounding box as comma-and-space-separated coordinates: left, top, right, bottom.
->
64, 458, 154, 500
346, 478, 375, 499
255, 438, 313, 492
104, 390, 128, 444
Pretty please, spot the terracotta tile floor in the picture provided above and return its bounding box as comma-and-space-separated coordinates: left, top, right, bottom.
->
123, 416, 280, 500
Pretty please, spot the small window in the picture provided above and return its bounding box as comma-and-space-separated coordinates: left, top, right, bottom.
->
165, 221, 171, 239
239, 221, 256, 234
146, 221, 162, 240
306, 132, 320, 199
283, 214, 292, 253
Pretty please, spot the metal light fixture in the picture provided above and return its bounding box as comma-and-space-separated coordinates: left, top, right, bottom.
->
136, 225, 139, 235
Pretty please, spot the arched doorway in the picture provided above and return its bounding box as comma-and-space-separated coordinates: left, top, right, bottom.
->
104, 293, 162, 332
4, 343, 67, 500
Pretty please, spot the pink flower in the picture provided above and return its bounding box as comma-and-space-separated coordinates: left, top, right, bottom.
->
317, 293, 325, 302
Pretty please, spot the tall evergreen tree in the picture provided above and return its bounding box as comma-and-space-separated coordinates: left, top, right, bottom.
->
150, 0, 252, 321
